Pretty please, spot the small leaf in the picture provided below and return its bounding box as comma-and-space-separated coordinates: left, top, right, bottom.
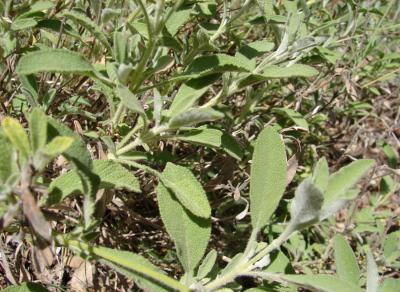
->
168, 74, 219, 118
116, 85, 145, 116
367, 250, 379, 292
290, 179, 324, 229
272, 108, 309, 131
165, 7, 193, 35
383, 231, 400, 264
2, 117, 30, 159
16, 49, 94, 76
42, 136, 74, 156
197, 249, 217, 279
29, 108, 48, 152
160, 162, 211, 218
169, 108, 224, 129
282, 274, 362, 292
250, 127, 287, 231
313, 157, 329, 192
157, 183, 211, 272
0, 134, 16, 183
175, 126, 243, 160
325, 159, 375, 205
48, 160, 140, 205
333, 235, 360, 285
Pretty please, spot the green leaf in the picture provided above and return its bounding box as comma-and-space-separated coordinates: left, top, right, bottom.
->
116, 85, 145, 116
63, 239, 186, 291
379, 279, 400, 292
282, 274, 362, 292
2, 117, 30, 159
333, 235, 360, 285
383, 231, 400, 264
238, 40, 275, 59
184, 54, 253, 78
168, 74, 219, 118
28, 108, 47, 152
313, 157, 329, 193
272, 108, 309, 131
325, 159, 375, 205
2, 282, 49, 292
48, 160, 140, 205
160, 162, 211, 218
113, 31, 129, 64
367, 250, 379, 292
11, 18, 38, 31
175, 127, 243, 160
16, 49, 94, 76
197, 249, 217, 279
157, 182, 211, 272
250, 127, 287, 230
262, 64, 318, 78
0, 133, 16, 183
42, 136, 74, 156
18, 1, 54, 18
165, 7, 193, 35
290, 179, 324, 230
169, 108, 224, 129
63, 11, 112, 52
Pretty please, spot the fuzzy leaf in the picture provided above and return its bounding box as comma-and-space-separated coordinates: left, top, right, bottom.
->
16, 49, 94, 76
383, 231, 400, 264
165, 7, 193, 35
42, 137, 74, 156
117, 85, 145, 116
175, 127, 243, 160
282, 274, 362, 292
272, 108, 309, 131
250, 127, 287, 230
168, 74, 219, 118
160, 162, 211, 218
263, 64, 318, 78
2, 117, 30, 159
313, 157, 329, 192
0, 134, 15, 183
197, 249, 217, 279
28, 109, 48, 152
379, 279, 400, 292
333, 235, 360, 285
325, 159, 375, 205
367, 250, 379, 292
157, 183, 211, 272
2, 282, 48, 292
290, 179, 324, 229
169, 108, 224, 129
48, 160, 140, 205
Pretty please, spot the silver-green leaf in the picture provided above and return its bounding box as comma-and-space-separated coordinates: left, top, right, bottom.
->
333, 234, 360, 285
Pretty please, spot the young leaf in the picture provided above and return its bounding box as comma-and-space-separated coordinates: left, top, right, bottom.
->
174, 127, 243, 160
42, 136, 74, 156
282, 274, 362, 292
63, 239, 186, 292
28, 108, 48, 152
325, 159, 375, 205
168, 74, 219, 118
16, 49, 94, 76
2, 117, 30, 159
48, 160, 140, 205
272, 108, 309, 131
160, 162, 211, 218
197, 249, 217, 279
290, 179, 324, 230
250, 127, 287, 231
313, 157, 329, 192
333, 235, 360, 285
169, 108, 224, 129
116, 85, 145, 116
157, 183, 211, 272
367, 250, 379, 292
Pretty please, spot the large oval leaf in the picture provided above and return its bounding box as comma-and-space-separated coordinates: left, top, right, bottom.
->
250, 127, 287, 231
333, 235, 360, 285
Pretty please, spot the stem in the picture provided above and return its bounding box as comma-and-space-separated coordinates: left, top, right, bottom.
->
58, 237, 189, 292
116, 137, 143, 155
112, 103, 125, 129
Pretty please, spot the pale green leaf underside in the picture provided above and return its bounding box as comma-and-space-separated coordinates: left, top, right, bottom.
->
160, 162, 211, 218
175, 127, 243, 160
250, 127, 287, 230
157, 183, 211, 272
313, 157, 329, 193
282, 274, 362, 292
333, 234, 360, 285
325, 159, 375, 205
169, 108, 224, 129
16, 49, 94, 75
48, 159, 140, 205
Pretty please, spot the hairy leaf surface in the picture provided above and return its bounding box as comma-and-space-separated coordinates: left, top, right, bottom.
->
333, 234, 360, 285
